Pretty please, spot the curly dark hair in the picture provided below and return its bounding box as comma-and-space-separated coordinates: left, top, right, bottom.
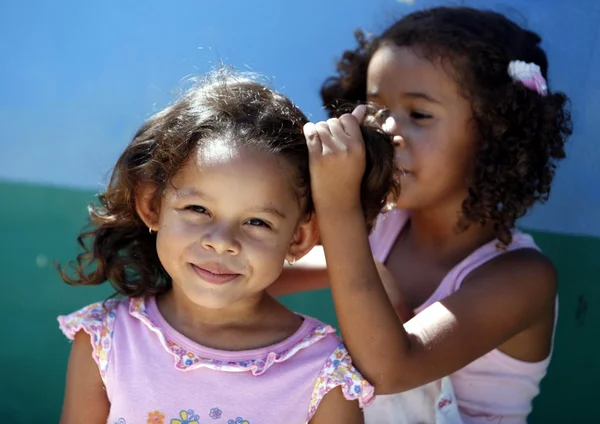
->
58, 70, 398, 296
321, 6, 573, 245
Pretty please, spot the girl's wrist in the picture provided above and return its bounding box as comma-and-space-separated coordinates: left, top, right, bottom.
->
317, 206, 368, 240
315, 201, 363, 222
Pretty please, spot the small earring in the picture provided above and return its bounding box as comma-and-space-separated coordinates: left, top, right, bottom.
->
287, 256, 296, 266
148, 227, 154, 234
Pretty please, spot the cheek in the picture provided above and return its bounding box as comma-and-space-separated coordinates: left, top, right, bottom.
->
154, 233, 178, 279
155, 229, 188, 264
243, 240, 288, 286
411, 132, 470, 186
160, 208, 219, 244
407, 130, 438, 170
155, 213, 198, 258
243, 230, 294, 271
243, 233, 288, 261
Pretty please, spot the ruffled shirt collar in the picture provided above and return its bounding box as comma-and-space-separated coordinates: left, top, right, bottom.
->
129, 297, 336, 376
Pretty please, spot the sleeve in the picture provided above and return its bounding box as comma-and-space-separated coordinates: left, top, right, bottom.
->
57, 299, 120, 384
307, 343, 375, 420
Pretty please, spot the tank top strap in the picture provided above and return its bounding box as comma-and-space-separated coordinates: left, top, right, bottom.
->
369, 209, 410, 264
415, 230, 541, 313
453, 230, 540, 290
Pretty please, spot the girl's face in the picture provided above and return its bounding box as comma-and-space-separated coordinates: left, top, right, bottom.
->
367, 43, 477, 211
148, 142, 314, 309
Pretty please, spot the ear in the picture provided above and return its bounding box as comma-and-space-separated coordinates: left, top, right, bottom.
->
135, 184, 161, 232
286, 213, 320, 263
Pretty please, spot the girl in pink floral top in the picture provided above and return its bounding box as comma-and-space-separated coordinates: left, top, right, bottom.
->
57, 70, 397, 424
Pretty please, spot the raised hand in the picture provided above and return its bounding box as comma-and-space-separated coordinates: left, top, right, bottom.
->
303, 105, 367, 213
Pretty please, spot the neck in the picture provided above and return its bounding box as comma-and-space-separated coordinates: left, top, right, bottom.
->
158, 288, 275, 330
406, 200, 497, 264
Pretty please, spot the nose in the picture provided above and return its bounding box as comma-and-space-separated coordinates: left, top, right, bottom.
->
201, 224, 240, 255
383, 116, 406, 149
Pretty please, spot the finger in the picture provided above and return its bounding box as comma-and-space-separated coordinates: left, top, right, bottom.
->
327, 118, 351, 149
351, 104, 367, 122
339, 113, 363, 140
303, 123, 322, 155
315, 121, 332, 137
315, 122, 335, 154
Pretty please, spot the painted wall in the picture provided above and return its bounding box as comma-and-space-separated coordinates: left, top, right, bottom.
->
0, 0, 598, 422
1, 0, 599, 236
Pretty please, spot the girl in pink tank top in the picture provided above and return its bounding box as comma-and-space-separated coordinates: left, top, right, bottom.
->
275, 6, 572, 424
56, 71, 399, 424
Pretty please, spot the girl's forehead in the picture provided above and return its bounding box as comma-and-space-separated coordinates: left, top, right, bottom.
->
197, 138, 241, 166
367, 44, 460, 103
190, 142, 273, 173
171, 144, 298, 207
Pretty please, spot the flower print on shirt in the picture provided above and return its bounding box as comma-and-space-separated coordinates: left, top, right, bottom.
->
209, 408, 223, 419
147, 410, 166, 424
171, 409, 200, 424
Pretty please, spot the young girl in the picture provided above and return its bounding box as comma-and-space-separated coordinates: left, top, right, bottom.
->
274, 6, 572, 423
57, 71, 398, 424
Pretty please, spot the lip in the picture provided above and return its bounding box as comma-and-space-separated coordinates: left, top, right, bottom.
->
190, 263, 241, 285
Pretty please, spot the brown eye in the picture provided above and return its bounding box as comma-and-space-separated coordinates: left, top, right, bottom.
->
186, 205, 209, 215
410, 110, 432, 120
245, 218, 271, 229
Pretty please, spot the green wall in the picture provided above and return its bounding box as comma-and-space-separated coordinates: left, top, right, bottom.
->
0, 180, 596, 423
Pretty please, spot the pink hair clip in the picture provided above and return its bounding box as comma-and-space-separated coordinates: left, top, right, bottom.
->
507, 60, 548, 96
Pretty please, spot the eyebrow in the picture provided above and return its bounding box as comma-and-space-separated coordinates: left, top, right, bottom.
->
251, 207, 287, 220
403, 91, 442, 104
367, 89, 442, 105
173, 187, 213, 201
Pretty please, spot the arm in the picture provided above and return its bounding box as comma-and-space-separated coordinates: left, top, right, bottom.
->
320, 209, 556, 392
304, 111, 556, 393
269, 247, 413, 321
60, 331, 110, 424
309, 387, 364, 424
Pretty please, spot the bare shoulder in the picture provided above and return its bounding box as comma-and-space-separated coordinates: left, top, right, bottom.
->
465, 247, 557, 301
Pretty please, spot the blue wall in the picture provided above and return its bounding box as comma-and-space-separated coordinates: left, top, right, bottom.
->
1, 0, 599, 236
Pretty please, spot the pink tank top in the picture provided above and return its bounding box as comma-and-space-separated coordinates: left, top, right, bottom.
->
58, 296, 374, 424
369, 209, 556, 424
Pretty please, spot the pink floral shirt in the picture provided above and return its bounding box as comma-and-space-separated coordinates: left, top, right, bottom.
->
58, 297, 373, 424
